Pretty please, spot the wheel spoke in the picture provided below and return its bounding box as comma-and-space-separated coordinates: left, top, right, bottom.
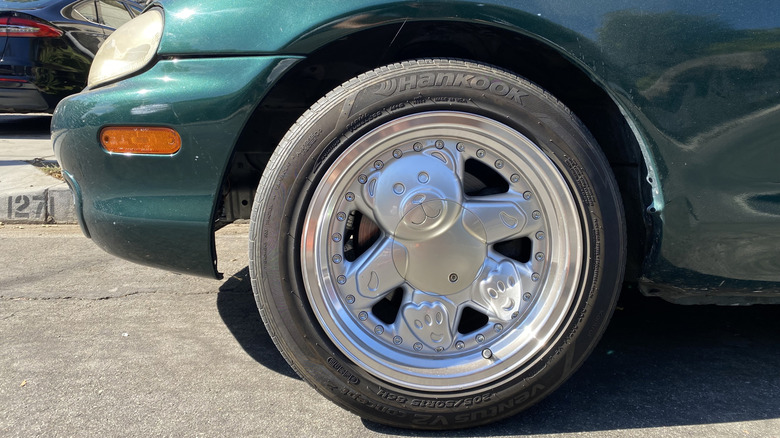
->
341, 236, 406, 300
400, 291, 459, 351
468, 255, 529, 321
351, 193, 380, 226
463, 192, 528, 244
434, 146, 467, 189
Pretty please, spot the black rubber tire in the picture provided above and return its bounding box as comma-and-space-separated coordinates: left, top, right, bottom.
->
249, 59, 626, 430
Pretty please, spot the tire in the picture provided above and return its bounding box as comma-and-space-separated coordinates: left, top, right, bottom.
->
249, 59, 625, 430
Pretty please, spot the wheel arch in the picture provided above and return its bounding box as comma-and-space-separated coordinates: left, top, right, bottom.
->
222, 19, 654, 280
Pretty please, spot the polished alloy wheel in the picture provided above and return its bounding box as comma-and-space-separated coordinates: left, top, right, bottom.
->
301, 111, 583, 391
251, 59, 625, 429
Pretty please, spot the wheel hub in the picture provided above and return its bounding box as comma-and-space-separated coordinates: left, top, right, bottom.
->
392, 201, 487, 296
367, 153, 488, 296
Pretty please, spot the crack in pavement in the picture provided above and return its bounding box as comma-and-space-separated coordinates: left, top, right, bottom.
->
0, 289, 161, 301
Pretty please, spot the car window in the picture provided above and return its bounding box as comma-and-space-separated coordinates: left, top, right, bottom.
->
71, 0, 99, 23
124, 0, 144, 16
98, 0, 133, 29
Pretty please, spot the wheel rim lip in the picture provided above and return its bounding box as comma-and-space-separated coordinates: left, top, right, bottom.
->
301, 111, 583, 391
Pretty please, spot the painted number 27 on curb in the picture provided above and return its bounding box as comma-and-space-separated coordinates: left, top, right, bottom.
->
7, 195, 46, 220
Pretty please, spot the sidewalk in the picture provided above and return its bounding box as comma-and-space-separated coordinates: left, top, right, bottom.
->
0, 115, 76, 224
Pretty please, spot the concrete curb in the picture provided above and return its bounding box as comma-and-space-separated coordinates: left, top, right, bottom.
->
1, 115, 77, 225
0, 161, 77, 225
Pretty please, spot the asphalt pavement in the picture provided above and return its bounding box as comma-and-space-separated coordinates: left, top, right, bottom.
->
2, 224, 780, 437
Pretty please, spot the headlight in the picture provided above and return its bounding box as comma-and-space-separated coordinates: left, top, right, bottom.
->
87, 9, 164, 88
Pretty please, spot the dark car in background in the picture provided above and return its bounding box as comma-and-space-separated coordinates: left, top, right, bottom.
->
0, 0, 143, 113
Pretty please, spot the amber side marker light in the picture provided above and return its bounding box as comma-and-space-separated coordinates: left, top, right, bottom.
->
100, 127, 181, 155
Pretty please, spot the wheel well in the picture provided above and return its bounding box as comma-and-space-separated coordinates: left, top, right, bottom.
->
220, 20, 651, 280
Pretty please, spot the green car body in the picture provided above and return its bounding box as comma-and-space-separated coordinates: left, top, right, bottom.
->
52, 1, 780, 298
51, 0, 780, 428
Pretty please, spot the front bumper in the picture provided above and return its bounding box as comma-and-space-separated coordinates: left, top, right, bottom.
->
52, 55, 298, 278
0, 80, 50, 112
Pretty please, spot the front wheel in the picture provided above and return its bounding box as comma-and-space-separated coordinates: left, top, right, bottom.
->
250, 59, 625, 429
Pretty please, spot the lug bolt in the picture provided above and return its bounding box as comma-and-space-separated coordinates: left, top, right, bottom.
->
337, 275, 347, 285
417, 172, 429, 183
476, 334, 485, 343
495, 159, 504, 169
435, 140, 445, 149
532, 210, 541, 220
359, 311, 368, 321
337, 212, 347, 221
374, 325, 384, 335
510, 174, 520, 183
536, 231, 545, 240
476, 149, 486, 158
374, 160, 384, 170
523, 292, 532, 301
345, 295, 355, 304
345, 192, 355, 202
512, 311, 519, 318
532, 273, 540, 282
413, 142, 423, 151
332, 233, 342, 242
393, 183, 405, 195
332, 254, 342, 264
523, 191, 532, 200
449, 273, 458, 283
358, 174, 367, 184
482, 349, 493, 359
393, 149, 403, 158
455, 341, 465, 350
393, 336, 403, 345
494, 323, 503, 333
456, 142, 465, 152
436, 346, 444, 352
414, 342, 423, 351
535, 252, 544, 261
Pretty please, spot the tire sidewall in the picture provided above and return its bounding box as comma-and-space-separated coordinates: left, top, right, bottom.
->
251, 59, 624, 429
